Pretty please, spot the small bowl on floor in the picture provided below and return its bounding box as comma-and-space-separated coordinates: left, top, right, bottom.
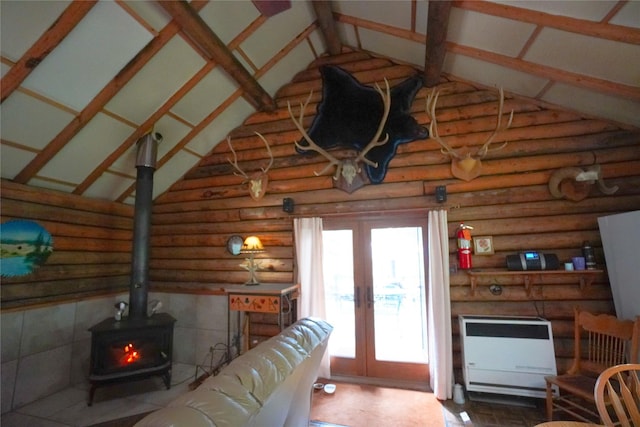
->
323, 383, 336, 394
313, 382, 324, 391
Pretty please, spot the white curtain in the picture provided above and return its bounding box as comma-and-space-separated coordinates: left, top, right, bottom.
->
293, 217, 330, 378
427, 209, 453, 400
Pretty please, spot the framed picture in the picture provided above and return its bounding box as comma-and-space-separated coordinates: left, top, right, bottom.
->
474, 236, 494, 255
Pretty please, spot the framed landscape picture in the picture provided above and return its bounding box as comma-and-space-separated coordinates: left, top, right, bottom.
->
474, 236, 494, 255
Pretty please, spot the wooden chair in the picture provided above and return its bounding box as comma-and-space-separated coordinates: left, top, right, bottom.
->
545, 308, 640, 423
594, 363, 640, 427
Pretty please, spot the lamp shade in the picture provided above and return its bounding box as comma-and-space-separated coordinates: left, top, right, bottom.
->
241, 236, 264, 253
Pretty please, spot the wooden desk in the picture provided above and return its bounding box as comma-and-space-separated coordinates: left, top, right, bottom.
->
226, 283, 299, 355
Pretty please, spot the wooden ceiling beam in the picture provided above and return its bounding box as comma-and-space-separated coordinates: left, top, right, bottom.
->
423, 0, 452, 88
449, 42, 640, 102
158, 0, 275, 112
312, 1, 342, 55
454, 0, 640, 44
0, 1, 97, 104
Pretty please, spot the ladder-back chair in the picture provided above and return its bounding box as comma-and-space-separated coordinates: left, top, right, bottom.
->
594, 363, 640, 427
545, 308, 640, 423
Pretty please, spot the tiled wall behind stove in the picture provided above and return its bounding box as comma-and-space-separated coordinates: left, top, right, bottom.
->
0, 292, 227, 413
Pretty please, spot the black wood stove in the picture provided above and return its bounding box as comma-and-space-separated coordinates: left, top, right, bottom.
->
88, 313, 175, 405
87, 132, 176, 405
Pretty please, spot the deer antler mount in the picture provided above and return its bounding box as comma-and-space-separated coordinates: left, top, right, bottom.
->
426, 87, 514, 181
288, 79, 392, 193
287, 65, 428, 193
227, 132, 274, 200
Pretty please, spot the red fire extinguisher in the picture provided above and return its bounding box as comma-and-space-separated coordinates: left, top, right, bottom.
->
457, 223, 474, 269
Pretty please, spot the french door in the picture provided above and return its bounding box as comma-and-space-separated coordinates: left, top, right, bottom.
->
322, 215, 429, 382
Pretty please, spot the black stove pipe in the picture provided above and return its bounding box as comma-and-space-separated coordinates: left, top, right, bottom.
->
129, 132, 162, 319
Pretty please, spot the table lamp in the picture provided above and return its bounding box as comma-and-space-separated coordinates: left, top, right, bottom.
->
240, 236, 265, 285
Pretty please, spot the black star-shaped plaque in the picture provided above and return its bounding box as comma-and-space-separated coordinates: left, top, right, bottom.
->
298, 65, 428, 183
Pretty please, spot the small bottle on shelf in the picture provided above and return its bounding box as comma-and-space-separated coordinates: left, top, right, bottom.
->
582, 241, 597, 270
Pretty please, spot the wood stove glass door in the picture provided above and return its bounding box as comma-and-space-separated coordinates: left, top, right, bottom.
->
322, 216, 429, 382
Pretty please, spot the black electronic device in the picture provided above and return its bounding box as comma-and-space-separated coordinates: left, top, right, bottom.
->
506, 251, 560, 271
282, 197, 294, 213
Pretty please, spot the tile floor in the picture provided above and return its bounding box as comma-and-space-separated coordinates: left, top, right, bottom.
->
1, 363, 196, 427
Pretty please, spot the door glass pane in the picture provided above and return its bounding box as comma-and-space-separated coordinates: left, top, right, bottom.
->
323, 229, 355, 358
371, 227, 428, 363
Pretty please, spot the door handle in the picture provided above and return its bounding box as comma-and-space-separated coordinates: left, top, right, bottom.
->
355, 286, 361, 309
366, 287, 373, 308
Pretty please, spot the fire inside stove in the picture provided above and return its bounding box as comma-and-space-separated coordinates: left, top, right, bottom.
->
123, 343, 140, 364
103, 338, 161, 372
88, 313, 175, 405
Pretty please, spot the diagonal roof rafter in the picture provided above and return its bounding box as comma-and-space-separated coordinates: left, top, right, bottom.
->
157, 0, 276, 112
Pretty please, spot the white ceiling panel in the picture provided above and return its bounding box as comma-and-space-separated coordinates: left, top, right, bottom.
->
0, 91, 75, 150
307, 28, 326, 56
359, 28, 424, 68
105, 35, 207, 125
83, 171, 135, 202
1, 145, 36, 180
122, 0, 171, 33
199, 0, 261, 45
0, 0, 71, 61
39, 113, 135, 184
260, 43, 315, 96
415, 1, 428, 35
525, 28, 640, 86
241, 1, 315, 70
336, 21, 359, 49
171, 68, 239, 125
543, 83, 640, 128
153, 150, 201, 199
609, 1, 640, 28
495, 1, 618, 21
447, 8, 535, 57
155, 115, 194, 161
187, 98, 254, 156
334, 1, 414, 30
21, 1, 153, 111
444, 53, 549, 97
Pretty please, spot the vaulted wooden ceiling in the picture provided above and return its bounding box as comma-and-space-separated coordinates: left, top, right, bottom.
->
1, 0, 638, 204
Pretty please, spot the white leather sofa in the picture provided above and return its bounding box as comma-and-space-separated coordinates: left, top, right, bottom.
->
134, 317, 333, 427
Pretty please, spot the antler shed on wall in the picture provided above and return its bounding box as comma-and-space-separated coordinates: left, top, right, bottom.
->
426, 87, 514, 182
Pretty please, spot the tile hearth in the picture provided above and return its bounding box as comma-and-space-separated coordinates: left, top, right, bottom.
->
1, 363, 195, 427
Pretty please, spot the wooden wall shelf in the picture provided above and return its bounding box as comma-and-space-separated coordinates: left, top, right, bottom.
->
465, 269, 604, 296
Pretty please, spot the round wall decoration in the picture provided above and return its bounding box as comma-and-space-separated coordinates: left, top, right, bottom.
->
0, 220, 53, 277
226, 235, 244, 256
